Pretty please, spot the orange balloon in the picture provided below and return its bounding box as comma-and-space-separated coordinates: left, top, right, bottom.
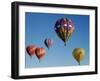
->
26, 45, 37, 56
35, 47, 46, 60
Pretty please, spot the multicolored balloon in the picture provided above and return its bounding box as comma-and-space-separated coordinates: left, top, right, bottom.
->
55, 18, 74, 46
26, 45, 37, 57
44, 38, 53, 49
72, 48, 85, 65
35, 47, 46, 61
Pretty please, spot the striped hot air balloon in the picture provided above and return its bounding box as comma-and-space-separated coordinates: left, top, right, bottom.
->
55, 18, 74, 46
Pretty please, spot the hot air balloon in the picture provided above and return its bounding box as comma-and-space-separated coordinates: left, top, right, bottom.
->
44, 38, 53, 49
72, 48, 85, 65
26, 45, 37, 57
55, 18, 74, 46
35, 47, 46, 61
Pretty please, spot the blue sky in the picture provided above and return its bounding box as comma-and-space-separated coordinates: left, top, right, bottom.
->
25, 12, 89, 68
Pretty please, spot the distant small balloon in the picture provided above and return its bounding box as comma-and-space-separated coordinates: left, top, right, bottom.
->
35, 47, 46, 61
72, 48, 85, 65
44, 38, 53, 49
26, 45, 37, 57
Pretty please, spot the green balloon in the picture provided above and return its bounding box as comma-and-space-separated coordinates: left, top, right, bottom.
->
72, 48, 85, 65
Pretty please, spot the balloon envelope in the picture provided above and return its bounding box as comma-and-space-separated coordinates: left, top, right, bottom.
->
35, 47, 46, 60
72, 48, 85, 65
26, 45, 37, 57
55, 18, 74, 46
44, 38, 53, 49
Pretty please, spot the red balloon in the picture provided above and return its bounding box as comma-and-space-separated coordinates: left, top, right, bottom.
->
26, 45, 37, 56
35, 47, 46, 60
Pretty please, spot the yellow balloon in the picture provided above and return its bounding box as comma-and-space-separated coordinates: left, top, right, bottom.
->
72, 48, 85, 65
